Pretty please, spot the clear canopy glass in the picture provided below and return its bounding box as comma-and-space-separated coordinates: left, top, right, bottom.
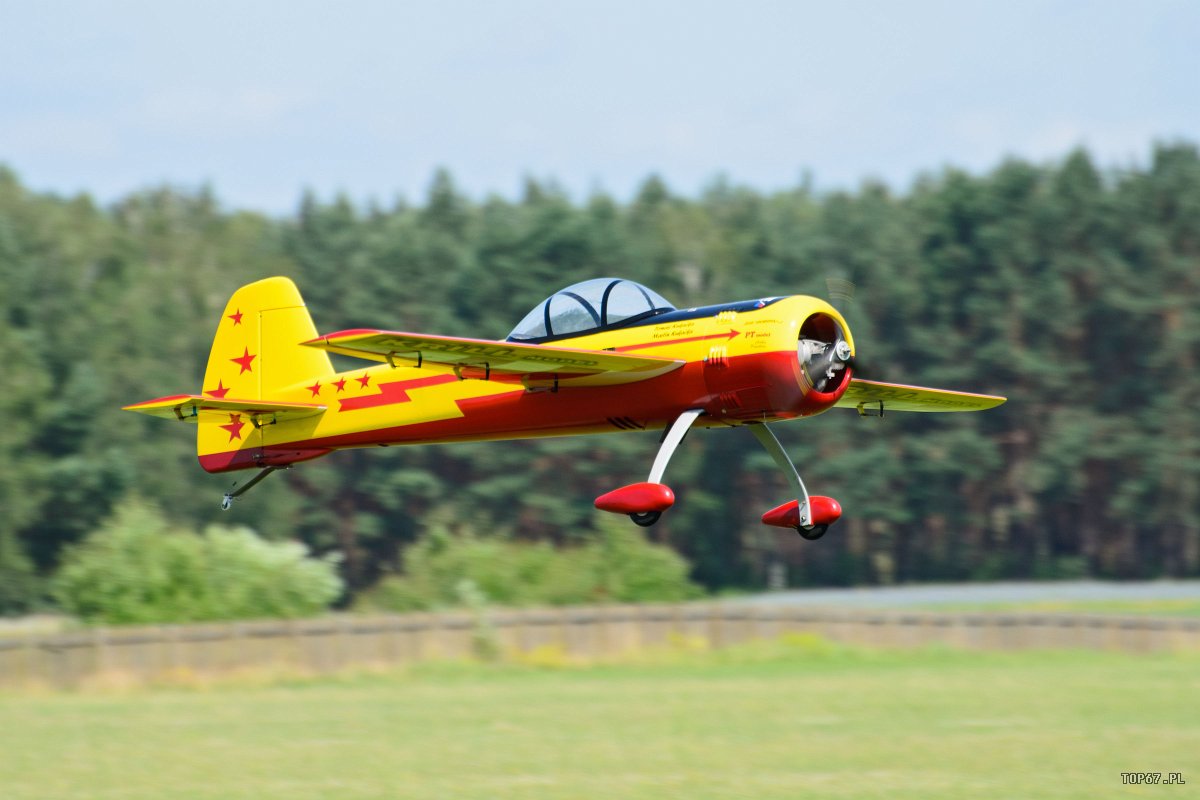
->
507, 278, 675, 341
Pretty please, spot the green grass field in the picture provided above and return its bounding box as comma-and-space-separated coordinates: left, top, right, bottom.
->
2, 639, 1196, 800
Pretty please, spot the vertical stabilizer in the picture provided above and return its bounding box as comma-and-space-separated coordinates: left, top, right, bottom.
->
197, 277, 333, 468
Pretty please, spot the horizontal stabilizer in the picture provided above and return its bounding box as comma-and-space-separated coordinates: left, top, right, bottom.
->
303, 329, 683, 386
836, 379, 1006, 413
123, 395, 326, 424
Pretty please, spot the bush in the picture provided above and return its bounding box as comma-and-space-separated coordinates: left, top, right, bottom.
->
53, 503, 343, 624
357, 517, 702, 612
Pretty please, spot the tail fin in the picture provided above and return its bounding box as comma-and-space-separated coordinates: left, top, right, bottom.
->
202, 276, 333, 401
124, 277, 334, 473
196, 277, 333, 471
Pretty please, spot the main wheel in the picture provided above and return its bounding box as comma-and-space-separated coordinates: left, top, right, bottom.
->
629, 511, 662, 527
797, 523, 828, 541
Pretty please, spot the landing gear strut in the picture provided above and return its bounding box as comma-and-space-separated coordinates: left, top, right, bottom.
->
594, 408, 704, 526
748, 423, 841, 539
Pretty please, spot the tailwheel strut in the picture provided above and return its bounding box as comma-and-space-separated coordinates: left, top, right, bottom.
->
221, 465, 284, 510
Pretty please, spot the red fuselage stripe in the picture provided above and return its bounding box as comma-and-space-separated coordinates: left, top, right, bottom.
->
338, 374, 459, 411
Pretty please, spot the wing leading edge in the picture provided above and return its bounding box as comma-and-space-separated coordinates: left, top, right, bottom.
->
836, 378, 1006, 413
303, 329, 683, 387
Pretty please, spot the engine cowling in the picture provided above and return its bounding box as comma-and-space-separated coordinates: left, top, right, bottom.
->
700, 297, 855, 422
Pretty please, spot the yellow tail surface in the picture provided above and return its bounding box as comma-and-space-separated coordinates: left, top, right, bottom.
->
197, 277, 333, 462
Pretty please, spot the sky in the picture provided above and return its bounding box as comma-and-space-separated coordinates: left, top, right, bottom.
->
2, 0, 1198, 215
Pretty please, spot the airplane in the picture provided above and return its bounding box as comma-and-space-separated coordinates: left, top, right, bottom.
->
124, 276, 1005, 540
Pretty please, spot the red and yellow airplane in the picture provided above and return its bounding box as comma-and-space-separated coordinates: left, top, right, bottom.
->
125, 277, 1005, 539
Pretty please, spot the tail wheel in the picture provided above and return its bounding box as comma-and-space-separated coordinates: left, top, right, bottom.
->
630, 511, 662, 527
797, 524, 828, 541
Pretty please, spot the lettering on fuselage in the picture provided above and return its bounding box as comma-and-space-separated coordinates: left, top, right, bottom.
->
652, 321, 696, 340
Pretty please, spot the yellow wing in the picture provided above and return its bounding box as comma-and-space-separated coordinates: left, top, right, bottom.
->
123, 395, 326, 424
302, 329, 683, 387
836, 379, 1006, 413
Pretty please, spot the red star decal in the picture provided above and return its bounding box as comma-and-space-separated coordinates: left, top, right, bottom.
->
231, 347, 256, 374
307, 380, 322, 397
205, 380, 231, 399
357, 373, 371, 388
228, 309, 243, 326
220, 413, 245, 442
333, 378, 347, 393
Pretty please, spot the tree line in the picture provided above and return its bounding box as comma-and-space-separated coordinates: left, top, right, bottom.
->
1, 143, 1197, 613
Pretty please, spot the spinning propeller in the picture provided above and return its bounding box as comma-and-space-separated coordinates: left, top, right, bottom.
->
821, 276, 874, 380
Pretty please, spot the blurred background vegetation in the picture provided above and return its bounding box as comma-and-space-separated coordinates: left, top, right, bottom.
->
2, 143, 1198, 618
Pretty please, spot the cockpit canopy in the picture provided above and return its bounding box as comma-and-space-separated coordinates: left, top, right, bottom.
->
507, 278, 676, 341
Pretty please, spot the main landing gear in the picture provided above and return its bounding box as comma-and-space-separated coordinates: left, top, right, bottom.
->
747, 423, 842, 539
594, 408, 702, 526
594, 412, 842, 540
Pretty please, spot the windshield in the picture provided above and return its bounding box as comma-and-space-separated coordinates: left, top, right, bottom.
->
507, 278, 676, 341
